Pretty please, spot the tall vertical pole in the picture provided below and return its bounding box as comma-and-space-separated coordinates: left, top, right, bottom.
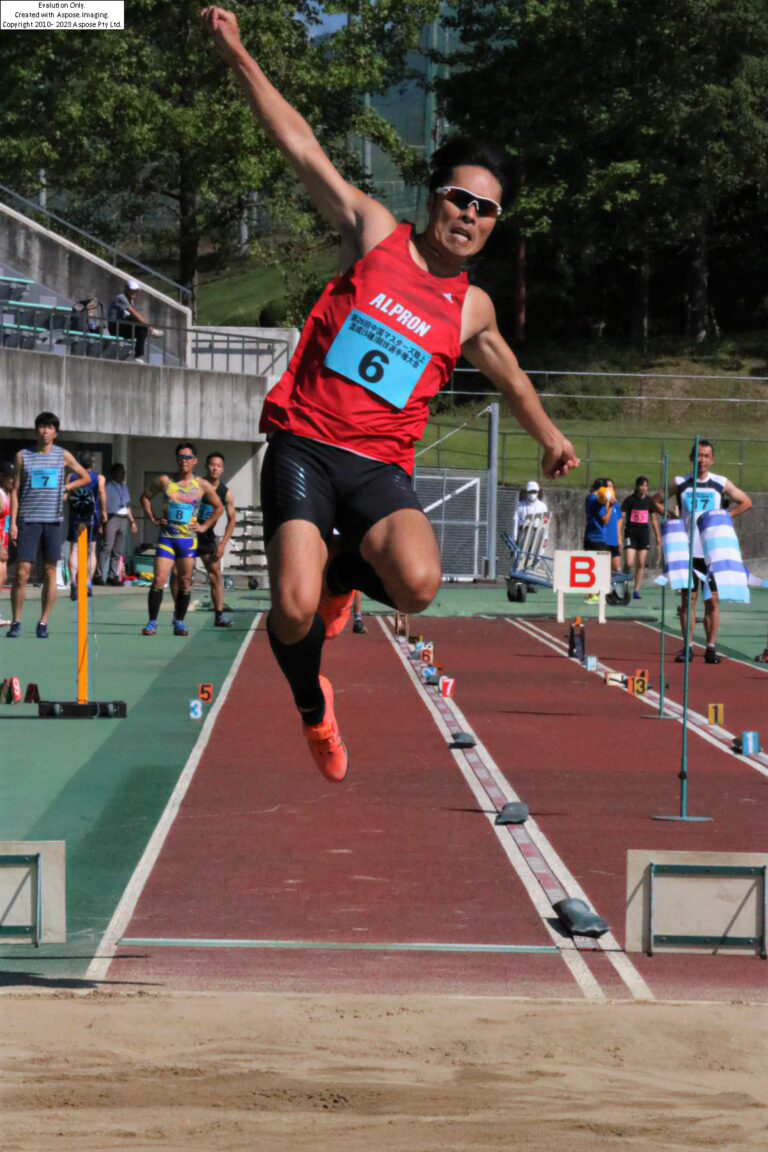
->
76, 523, 89, 704
678, 438, 699, 818
657, 453, 669, 717
654, 435, 711, 822
486, 402, 499, 580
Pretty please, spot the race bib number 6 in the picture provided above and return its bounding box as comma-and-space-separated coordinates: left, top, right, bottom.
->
324, 310, 431, 410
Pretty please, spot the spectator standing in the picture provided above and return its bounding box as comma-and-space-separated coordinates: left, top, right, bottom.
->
99, 463, 138, 585
0, 461, 13, 625
582, 478, 614, 605
583, 477, 612, 550
604, 478, 625, 605
622, 475, 661, 599
68, 452, 107, 598
108, 280, 159, 362
7, 412, 90, 638
514, 480, 549, 547
674, 439, 752, 664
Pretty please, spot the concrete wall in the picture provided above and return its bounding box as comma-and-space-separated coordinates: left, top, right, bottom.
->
0, 347, 271, 441
0, 202, 191, 363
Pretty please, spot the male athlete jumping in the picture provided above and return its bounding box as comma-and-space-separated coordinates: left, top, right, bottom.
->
203, 6, 579, 781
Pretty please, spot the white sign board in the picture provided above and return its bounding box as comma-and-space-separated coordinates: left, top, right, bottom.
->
553, 550, 611, 622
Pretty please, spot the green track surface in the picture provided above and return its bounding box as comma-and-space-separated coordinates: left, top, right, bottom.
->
1, 581, 765, 985
0, 587, 259, 985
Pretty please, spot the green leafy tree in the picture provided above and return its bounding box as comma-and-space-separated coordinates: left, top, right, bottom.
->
437, 0, 768, 342
0, 0, 439, 314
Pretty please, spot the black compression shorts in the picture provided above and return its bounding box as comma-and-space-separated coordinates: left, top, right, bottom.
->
196, 529, 218, 557
261, 433, 424, 549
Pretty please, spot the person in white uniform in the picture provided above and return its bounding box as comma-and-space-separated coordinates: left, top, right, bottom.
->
514, 481, 549, 546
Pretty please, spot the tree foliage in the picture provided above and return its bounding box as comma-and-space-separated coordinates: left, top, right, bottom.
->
436, 0, 768, 342
0, 0, 439, 311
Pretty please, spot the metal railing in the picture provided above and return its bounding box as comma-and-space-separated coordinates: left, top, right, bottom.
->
0, 304, 291, 375
0, 181, 191, 305
421, 416, 768, 493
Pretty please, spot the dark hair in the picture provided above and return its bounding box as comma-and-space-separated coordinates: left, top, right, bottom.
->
429, 136, 510, 204
78, 451, 95, 470
206, 451, 225, 466
175, 441, 197, 457
0, 460, 14, 478
635, 475, 649, 487
111, 462, 126, 479
690, 438, 714, 461
591, 477, 609, 492
35, 411, 60, 431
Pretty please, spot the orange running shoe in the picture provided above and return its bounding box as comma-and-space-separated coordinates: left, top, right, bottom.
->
304, 675, 349, 782
318, 586, 355, 638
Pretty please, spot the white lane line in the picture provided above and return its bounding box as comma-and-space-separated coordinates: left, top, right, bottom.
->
501, 617, 658, 1001
378, 618, 607, 1003
517, 616, 768, 781
85, 614, 262, 983
637, 619, 768, 677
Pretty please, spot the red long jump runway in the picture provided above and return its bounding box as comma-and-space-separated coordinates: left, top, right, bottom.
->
417, 616, 767, 1004
109, 621, 586, 998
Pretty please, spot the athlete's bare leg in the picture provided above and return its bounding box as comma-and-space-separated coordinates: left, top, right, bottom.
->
703, 592, 719, 647
634, 549, 648, 592
266, 519, 327, 644
152, 555, 175, 593
202, 553, 224, 613
38, 561, 58, 625
679, 587, 698, 646
11, 560, 31, 623
360, 508, 441, 613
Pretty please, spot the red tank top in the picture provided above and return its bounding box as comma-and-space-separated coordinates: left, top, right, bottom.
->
260, 223, 469, 474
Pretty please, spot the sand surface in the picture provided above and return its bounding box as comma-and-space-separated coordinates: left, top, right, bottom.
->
2, 992, 766, 1151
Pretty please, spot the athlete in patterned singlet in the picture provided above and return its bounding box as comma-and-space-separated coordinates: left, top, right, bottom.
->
203, 7, 579, 782
140, 442, 222, 636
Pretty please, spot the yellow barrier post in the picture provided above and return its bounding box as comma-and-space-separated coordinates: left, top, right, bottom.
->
76, 523, 88, 704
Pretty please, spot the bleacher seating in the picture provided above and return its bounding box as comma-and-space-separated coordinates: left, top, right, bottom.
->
0, 262, 146, 363
0, 273, 34, 303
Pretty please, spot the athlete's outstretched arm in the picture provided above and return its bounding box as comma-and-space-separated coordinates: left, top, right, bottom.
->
461, 290, 579, 479
201, 6, 394, 259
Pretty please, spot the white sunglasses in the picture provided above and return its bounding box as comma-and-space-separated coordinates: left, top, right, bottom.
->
435, 185, 502, 219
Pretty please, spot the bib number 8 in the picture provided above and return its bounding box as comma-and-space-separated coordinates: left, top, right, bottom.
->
359, 349, 389, 385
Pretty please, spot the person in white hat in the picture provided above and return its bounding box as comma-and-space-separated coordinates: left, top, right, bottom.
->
107, 279, 158, 362
514, 480, 549, 546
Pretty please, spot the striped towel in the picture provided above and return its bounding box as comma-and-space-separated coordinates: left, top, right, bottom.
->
655, 519, 702, 592
699, 510, 768, 600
